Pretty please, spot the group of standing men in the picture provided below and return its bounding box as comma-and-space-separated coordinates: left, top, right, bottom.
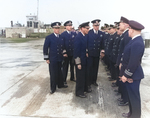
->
43, 16, 145, 118
101, 16, 145, 118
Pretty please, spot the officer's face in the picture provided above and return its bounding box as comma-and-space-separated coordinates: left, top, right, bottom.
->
128, 27, 134, 37
119, 22, 125, 31
81, 27, 89, 35
117, 29, 122, 35
93, 25, 99, 31
110, 28, 116, 34
84, 27, 90, 34
66, 25, 72, 31
53, 27, 60, 34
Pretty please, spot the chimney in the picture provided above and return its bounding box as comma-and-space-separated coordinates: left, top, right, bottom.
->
11, 21, 13, 27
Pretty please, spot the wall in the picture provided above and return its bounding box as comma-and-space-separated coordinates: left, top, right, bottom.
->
6, 27, 27, 38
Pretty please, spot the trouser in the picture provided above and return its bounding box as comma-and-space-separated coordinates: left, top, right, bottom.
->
62, 56, 74, 82
105, 54, 110, 69
87, 56, 100, 84
110, 61, 117, 80
49, 61, 64, 92
103, 56, 106, 65
116, 66, 120, 86
120, 82, 129, 103
126, 80, 141, 118
75, 65, 86, 95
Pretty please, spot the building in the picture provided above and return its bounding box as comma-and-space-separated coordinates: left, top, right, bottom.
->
26, 14, 39, 29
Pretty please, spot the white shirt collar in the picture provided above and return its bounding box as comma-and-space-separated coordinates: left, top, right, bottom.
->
54, 33, 59, 37
93, 29, 98, 33
81, 31, 85, 36
123, 28, 129, 34
67, 30, 71, 34
132, 34, 141, 40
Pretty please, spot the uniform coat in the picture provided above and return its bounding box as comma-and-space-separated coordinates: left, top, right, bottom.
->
87, 29, 104, 85
74, 32, 87, 95
116, 29, 131, 66
61, 31, 76, 82
116, 30, 131, 102
120, 35, 144, 118
43, 33, 65, 92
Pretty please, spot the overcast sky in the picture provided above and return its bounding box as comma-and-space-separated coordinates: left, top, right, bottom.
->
0, 0, 150, 32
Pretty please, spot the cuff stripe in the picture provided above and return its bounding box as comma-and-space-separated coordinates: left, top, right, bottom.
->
44, 55, 48, 58
125, 69, 133, 76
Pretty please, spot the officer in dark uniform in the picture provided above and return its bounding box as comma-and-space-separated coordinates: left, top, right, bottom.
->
61, 20, 76, 85
116, 17, 132, 106
120, 20, 145, 118
106, 25, 117, 81
86, 19, 104, 87
103, 24, 110, 67
74, 22, 90, 98
43, 22, 68, 94
111, 26, 123, 87
109, 24, 121, 81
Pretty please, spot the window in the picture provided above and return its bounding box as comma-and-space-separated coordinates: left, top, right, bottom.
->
30, 21, 32, 27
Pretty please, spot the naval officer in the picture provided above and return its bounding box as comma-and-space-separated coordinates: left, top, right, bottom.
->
117, 17, 131, 106
121, 20, 145, 118
43, 22, 68, 94
87, 19, 104, 87
61, 20, 76, 86
74, 22, 90, 98
107, 25, 118, 81
103, 24, 110, 67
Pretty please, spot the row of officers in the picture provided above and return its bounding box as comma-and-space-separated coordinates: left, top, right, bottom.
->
43, 16, 145, 118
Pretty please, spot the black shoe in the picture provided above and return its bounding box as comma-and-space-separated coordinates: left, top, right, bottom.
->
117, 98, 123, 102
112, 84, 117, 87
58, 85, 68, 88
114, 89, 118, 92
109, 78, 115, 81
70, 79, 76, 82
63, 85, 68, 88
122, 112, 131, 117
86, 86, 92, 93
108, 77, 112, 79
93, 82, 98, 86
64, 82, 67, 85
115, 92, 120, 96
112, 82, 116, 84
118, 101, 129, 106
50, 90, 55, 94
76, 94, 87, 98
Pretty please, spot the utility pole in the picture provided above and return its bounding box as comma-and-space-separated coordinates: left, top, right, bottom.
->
37, 0, 39, 21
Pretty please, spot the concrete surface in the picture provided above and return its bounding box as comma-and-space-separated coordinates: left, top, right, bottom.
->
0, 38, 150, 118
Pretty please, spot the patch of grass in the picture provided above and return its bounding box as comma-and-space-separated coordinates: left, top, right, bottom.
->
29, 33, 51, 38
6, 38, 43, 43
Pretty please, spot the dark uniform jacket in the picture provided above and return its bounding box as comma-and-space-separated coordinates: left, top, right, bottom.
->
87, 29, 104, 57
110, 34, 121, 63
104, 33, 110, 54
120, 35, 144, 80
106, 32, 117, 59
43, 33, 65, 62
74, 32, 87, 66
61, 31, 76, 56
116, 29, 131, 65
